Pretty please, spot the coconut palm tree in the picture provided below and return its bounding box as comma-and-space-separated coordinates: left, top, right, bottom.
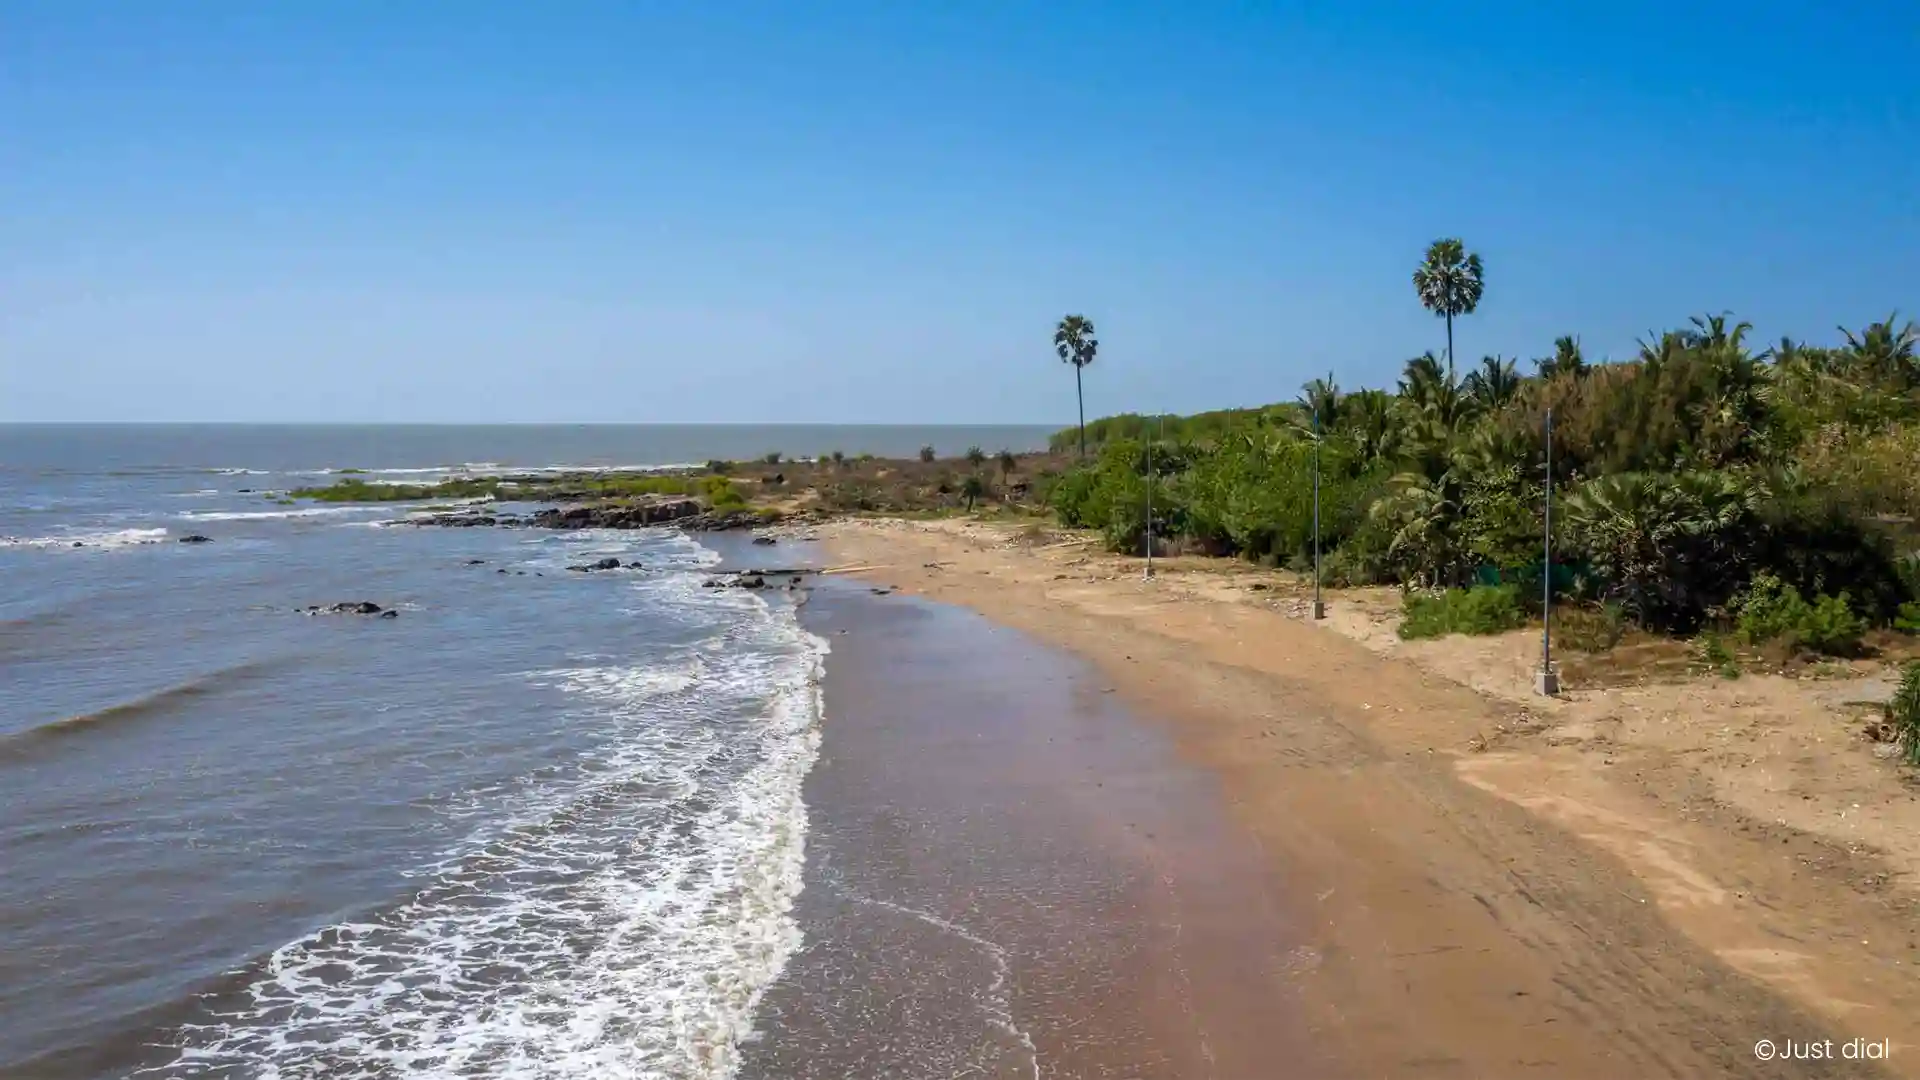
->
1412, 238, 1485, 384
1054, 314, 1099, 458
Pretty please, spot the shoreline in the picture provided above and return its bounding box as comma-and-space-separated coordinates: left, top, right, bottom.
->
818, 516, 1912, 1077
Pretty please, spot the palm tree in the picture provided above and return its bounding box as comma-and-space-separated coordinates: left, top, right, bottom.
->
1054, 314, 1099, 458
1412, 238, 1485, 384
1462, 355, 1520, 410
1840, 313, 1920, 387
1298, 372, 1341, 430
1536, 335, 1587, 380
965, 445, 987, 467
960, 474, 986, 511
996, 448, 1017, 484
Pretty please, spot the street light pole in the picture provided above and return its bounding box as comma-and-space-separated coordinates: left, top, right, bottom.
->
1536, 407, 1558, 696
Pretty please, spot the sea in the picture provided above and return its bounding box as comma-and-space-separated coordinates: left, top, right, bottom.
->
0, 423, 1054, 1080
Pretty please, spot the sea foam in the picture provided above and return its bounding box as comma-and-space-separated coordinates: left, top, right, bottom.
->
146, 538, 826, 1079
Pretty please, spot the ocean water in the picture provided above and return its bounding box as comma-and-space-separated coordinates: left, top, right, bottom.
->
0, 424, 1046, 1079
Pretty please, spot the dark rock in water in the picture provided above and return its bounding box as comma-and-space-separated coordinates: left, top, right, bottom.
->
736, 575, 767, 589
179, 535, 213, 544
379, 609, 400, 619
529, 498, 702, 531
567, 557, 624, 572
72, 542, 85, 548
466, 559, 486, 565
703, 579, 722, 588
752, 535, 777, 546
237, 488, 254, 493
497, 568, 509, 574
303, 601, 388, 616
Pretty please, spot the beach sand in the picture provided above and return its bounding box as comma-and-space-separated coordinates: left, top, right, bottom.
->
741, 582, 1335, 1078
808, 518, 1907, 1079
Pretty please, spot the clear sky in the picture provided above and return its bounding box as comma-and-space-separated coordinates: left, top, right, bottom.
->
3, 2, 1916, 424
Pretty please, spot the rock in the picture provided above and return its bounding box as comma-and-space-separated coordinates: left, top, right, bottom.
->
735, 575, 767, 589
379, 609, 400, 619
752, 535, 777, 546
179, 535, 213, 544
467, 559, 486, 565
302, 601, 389, 616
568, 557, 625, 572
703, 579, 723, 588
528, 498, 703, 531
498, 568, 509, 574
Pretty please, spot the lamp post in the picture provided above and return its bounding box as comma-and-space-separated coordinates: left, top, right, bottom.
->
1311, 407, 1325, 620
1535, 407, 1558, 696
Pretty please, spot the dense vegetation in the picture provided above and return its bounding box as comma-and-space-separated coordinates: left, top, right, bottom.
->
1045, 311, 1920, 650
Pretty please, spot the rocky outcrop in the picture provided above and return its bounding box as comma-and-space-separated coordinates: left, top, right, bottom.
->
529, 499, 703, 530
179, 534, 213, 544
301, 601, 399, 618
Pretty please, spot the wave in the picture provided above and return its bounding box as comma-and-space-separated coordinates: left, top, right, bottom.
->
0, 527, 168, 551
177, 505, 389, 522
140, 554, 827, 1079
0, 658, 285, 765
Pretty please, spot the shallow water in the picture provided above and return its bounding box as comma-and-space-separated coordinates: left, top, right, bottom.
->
2, 423, 1314, 1079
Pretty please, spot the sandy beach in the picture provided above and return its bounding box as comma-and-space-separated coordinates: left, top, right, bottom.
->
815, 517, 1917, 1079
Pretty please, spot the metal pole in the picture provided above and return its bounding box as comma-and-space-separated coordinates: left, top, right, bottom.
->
1144, 417, 1155, 580
1311, 408, 1324, 619
1537, 407, 1558, 695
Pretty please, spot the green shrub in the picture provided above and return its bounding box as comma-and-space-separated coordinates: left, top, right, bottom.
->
919, 445, 937, 463
761, 452, 783, 465
1554, 603, 1627, 653
1398, 585, 1527, 640
1891, 662, 1920, 765
1730, 573, 1864, 656
1896, 601, 1920, 635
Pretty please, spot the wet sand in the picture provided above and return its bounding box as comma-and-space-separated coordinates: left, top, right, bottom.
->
818, 521, 1894, 1079
741, 582, 1338, 1078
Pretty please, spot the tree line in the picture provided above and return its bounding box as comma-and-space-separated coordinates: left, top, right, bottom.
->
1043, 240, 1920, 648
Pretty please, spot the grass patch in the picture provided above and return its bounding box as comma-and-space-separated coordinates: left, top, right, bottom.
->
1398, 584, 1527, 640
291, 478, 503, 503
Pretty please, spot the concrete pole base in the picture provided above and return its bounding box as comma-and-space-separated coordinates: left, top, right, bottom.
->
1534, 669, 1560, 696
1311, 600, 1326, 620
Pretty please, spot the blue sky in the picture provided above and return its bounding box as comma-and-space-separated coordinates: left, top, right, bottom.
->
3, 2, 1915, 424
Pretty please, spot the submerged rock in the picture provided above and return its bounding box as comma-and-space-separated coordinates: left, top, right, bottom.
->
179, 534, 213, 544
752, 535, 777, 546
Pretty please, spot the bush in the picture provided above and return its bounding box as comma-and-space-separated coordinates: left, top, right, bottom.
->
762, 451, 783, 465
1890, 662, 1920, 766
1398, 585, 1527, 640
919, 445, 937, 463
1730, 573, 1864, 656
